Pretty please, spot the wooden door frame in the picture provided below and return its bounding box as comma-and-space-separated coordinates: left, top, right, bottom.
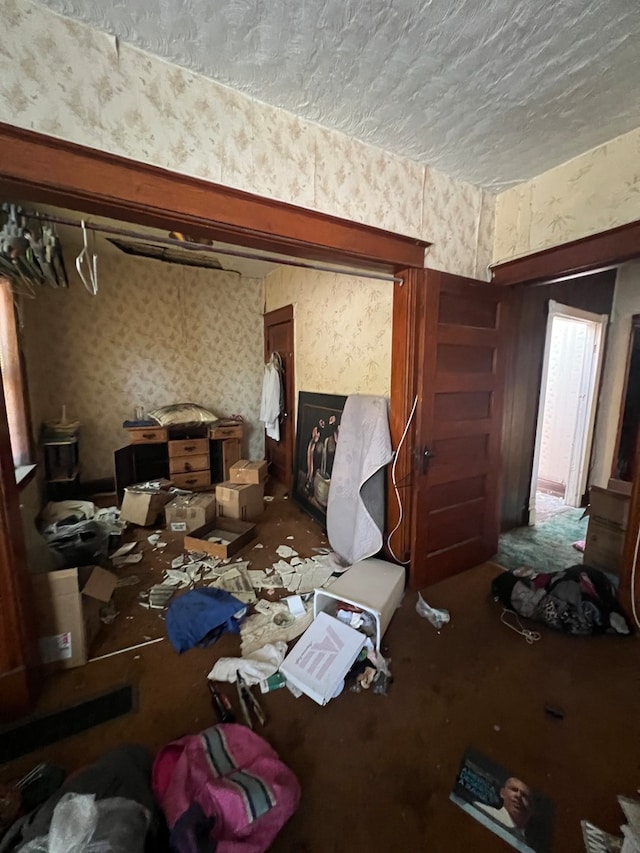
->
263, 304, 295, 490
492, 221, 640, 620
0, 124, 426, 713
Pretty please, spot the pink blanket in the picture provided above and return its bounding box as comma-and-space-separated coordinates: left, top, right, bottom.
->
152, 724, 300, 852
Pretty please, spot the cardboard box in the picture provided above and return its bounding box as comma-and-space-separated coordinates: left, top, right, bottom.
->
279, 611, 367, 705
229, 459, 268, 485
584, 517, 625, 574
184, 517, 257, 559
313, 557, 405, 651
216, 481, 264, 520
120, 479, 173, 526
588, 486, 629, 530
32, 566, 117, 669
165, 491, 217, 532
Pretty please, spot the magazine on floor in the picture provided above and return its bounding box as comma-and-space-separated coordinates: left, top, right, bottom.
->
580, 820, 623, 852
450, 748, 554, 853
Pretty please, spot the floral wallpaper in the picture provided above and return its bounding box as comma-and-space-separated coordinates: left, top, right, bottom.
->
0, 0, 494, 281
264, 267, 393, 407
494, 127, 640, 263
22, 230, 265, 480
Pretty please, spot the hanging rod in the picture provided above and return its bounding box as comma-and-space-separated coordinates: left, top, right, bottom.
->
17, 208, 404, 284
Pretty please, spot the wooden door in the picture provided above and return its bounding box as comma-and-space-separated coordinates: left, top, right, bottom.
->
410, 270, 507, 589
263, 306, 295, 488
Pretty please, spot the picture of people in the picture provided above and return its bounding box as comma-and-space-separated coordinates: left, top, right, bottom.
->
450, 748, 553, 853
293, 392, 346, 527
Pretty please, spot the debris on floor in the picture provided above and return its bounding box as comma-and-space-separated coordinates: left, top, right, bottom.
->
241, 600, 314, 655
207, 641, 287, 686
165, 588, 246, 653
416, 592, 451, 630
276, 544, 298, 559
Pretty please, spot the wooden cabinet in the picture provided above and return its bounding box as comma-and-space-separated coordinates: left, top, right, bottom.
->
114, 426, 243, 501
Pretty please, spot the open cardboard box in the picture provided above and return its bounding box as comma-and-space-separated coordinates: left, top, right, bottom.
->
32, 566, 118, 669
165, 491, 217, 532
120, 478, 174, 526
183, 517, 257, 559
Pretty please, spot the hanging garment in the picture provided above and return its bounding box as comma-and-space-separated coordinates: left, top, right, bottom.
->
259, 357, 281, 441
326, 395, 393, 565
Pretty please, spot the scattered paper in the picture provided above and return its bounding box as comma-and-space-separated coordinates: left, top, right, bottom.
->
149, 584, 176, 609
147, 533, 161, 546
210, 565, 256, 604
241, 602, 313, 656
110, 541, 137, 559
163, 569, 191, 588
253, 543, 264, 549
286, 536, 295, 540
276, 545, 298, 559
112, 552, 143, 567
264, 496, 275, 502
171, 555, 185, 568
116, 575, 140, 587
285, 595, 306, 617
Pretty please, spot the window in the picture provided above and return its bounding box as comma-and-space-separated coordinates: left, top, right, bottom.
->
0, 277, 31, 467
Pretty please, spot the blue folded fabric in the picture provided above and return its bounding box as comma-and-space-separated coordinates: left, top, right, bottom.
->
166, 588, 246, 653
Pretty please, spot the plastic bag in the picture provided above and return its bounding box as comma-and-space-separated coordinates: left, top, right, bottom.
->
416, 592, 450, 630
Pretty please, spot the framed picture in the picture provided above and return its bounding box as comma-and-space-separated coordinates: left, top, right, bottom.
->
292, 391, 347, 527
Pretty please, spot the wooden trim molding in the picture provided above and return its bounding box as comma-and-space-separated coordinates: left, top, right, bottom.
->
491, 219, 640, 286
386, 270, 422, 565
0, 376, 39, 719
0, 123, 427, 274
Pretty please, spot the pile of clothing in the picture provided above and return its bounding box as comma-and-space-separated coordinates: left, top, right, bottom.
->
1, 727, 300, 853
492, 565, 631, 636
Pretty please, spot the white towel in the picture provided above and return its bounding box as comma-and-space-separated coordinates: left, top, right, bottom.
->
260, 362, 280, 441
326, 395, 393, 565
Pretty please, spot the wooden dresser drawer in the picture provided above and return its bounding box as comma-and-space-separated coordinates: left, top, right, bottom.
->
127, 427, 168, 444
209, 425, 243, 440
168, 438, 209, 457
172, 470, 211, 490
169, 454, 210, 475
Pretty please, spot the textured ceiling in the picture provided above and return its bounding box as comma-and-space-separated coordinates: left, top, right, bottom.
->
35, 0, 640, 189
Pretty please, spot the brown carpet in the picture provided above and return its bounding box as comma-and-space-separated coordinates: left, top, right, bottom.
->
2, 490, 639, 852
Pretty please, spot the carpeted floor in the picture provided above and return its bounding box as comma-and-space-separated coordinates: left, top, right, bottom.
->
494, 508, 588, 573
2, 494, 638, 852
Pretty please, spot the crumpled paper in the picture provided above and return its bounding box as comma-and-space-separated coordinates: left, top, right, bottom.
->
207, 641, 287, 686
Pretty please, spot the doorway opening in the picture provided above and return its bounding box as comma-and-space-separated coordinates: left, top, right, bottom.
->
529, 301, 608, 526
495, 295, 610, 574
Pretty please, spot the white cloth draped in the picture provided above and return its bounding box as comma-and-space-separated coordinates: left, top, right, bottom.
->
326, 395, 393, 565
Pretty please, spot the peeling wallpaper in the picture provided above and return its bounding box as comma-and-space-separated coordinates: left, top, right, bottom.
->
264, 267, 393, 405
494, 127, 640, 263
22, 236, 265, 481
1, 0, 493, 281
591, 261, 640, 489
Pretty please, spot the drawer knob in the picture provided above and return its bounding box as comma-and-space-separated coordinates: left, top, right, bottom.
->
184, 445, 196, 452
142, 433, 156, 439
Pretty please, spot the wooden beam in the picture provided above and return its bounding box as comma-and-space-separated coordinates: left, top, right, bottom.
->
0, 123, 427, 274
491, 219, 640, 286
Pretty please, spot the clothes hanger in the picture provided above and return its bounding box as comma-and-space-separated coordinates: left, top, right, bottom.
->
75, 220, 98, 295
